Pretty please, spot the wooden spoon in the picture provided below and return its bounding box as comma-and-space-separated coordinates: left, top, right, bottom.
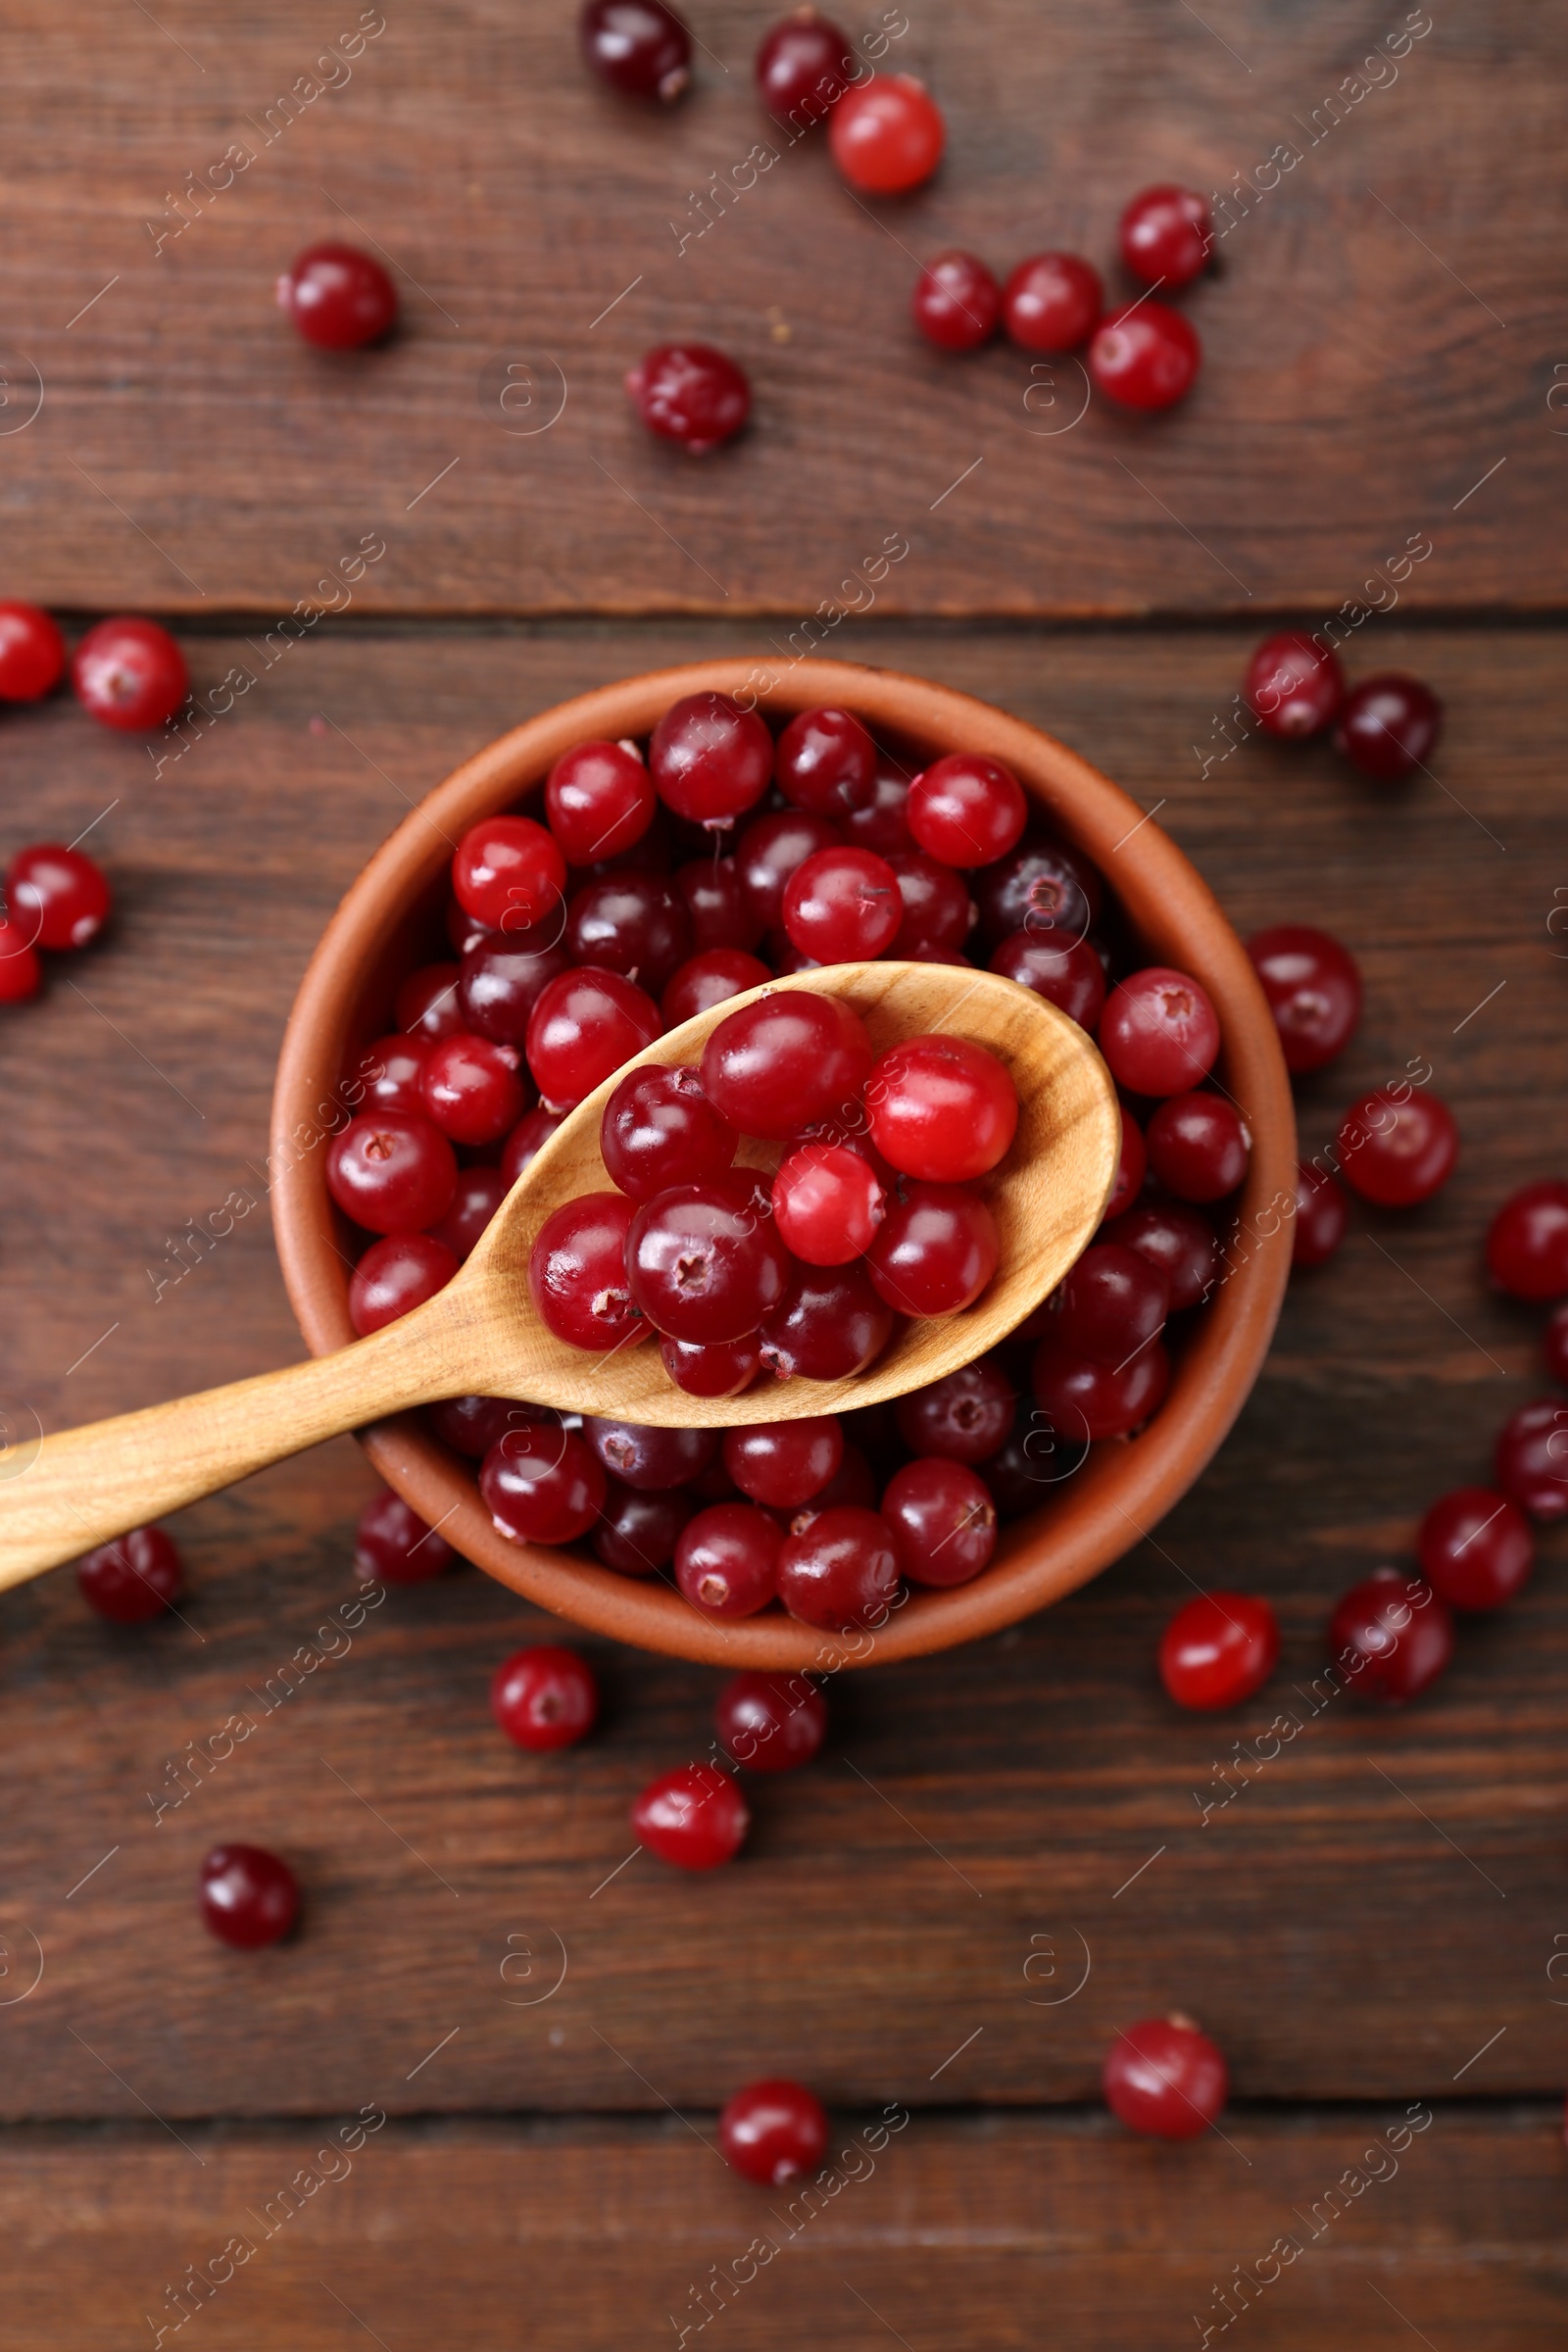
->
0, 964, 1119, 1590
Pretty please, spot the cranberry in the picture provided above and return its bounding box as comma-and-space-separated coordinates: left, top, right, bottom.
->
990, 931, 1104, 1030
866, 1185, 999, 1317
866, 1035, 1017, 1181
594, 1479, 691, 1574
908, 755, 1026, 869
0, 916, 42, 1002
629, 1172, 788, 1343
528, 1192, 645, 1351
1247, 923, 1361, 1071
1242, 631, 1346, 740
887, 853, 972, 958
276, 243, 396, 348
76, 1525, 182, 1624
5, 844, 110, 950
354, 1487, 455, 1584
578, 805, 675, 881
1002, 252, 1102, 352
449, 901, 499, 958
777, 1505, 900, 1631
702, 990, 873, 1140
460, 933, 569, 1047
1118, 185, 1211, 288
796, 1444, 877, 1518
0, 602, 65, 701
199, 1844, 299, 1950
583, 1415, 717, 1491
1100, 967, 1219, 1096
661, 1332, 761, 1397
1330, 1568, 1453, 1702
770, 709, 872, 819
634, 1761, 750, 1870
546, 740, 655, 864
1103, 1107, 1147, 1222
1145, 1093, 1250, 1203
1495, 1398, 1568, 1522
881, 1457, 996, 1586
581, 0, 690, 99
720, 2078, 830, 2184
675, 1501, 782, 1616
651, 694, 772, 828
913, 251, 1001, 351
1290, 1164, 1348, 1271
736, 809, 843, 931
350, 1232, 459, 1334
675, 856, 763, 954
1335, 674, 1443, 782
772, 1142, 886, 1264
481, 1425, 607, 1545
1031, 1334, 1170, 1440
972, 836, 1101, 948
829, 74, 944, 193
896, 1359, 1014, 1462
756, 9, 852, 123
1417, 1486, 1533, 1611
1102, 2017, 1227, 2139
984, 1423, 1087, 1516
71, 615, 187, 731
1102, 1200, 1216, 1310
1159, 1592, 1279, 1710
626, 344, 750, 454
419, 1033, 527, 1146
502, 1105, 564, 1183
566, 871, 692, 996
662, 947, 772, 1026
327, 1111, 457, 1235
353, 1034, 429, 1118
601, 1064, 737, 1200
1544, 1301, 1568, 1386
1487, 1181, 1568, 1301
725, 1416, 842, 1508
1337, 1089, 1457, 1208
453, 815, 565, 936
782, 846, 901, 963
526, 966, 662, 1110
1048, 1243, 1169, 1367
759, 1258, 894, 1380
492, 1644, 599, 1752
844, 765, 915, 857
716, 1671, 827, 1772
395, 962, 465, 1041
430, 1395, 543, 1457
1088, 303, 1200, 412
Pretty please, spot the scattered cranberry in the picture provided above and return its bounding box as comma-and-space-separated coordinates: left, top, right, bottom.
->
594, 1478, 691, 1573
1158, 1592, 1279, 1709
908, 755, 1026, 869
1102, 2016, 1227, 2139
583, 1416, 717, 1491
702, 989, 872, 1140
276, 243, 396, 349
482, 1424, 607, 1545
1088, 303, 1200, 411
1486, 1181, 1568, 1301
627, 344, 750, 454
1417, 1487, 1533, 1611
1031, 1334, 1170, 1441
528, 1191, 645, 1350
0, 602, 65, 701
663, 947, 771, 1026
199, 1844, 299, 1950
716, 1670, 827, 1771
526, 966, 662, 1109
395, 962, 465, 1041
866, 1034, 1018, 1182
1145, 1093, 1250, 1202
1247, 923, 1361, 1071
354, 1487, 455, 1584
1337, 1088, 1457, 1207
1002, 252, 1102, 352
1544, 1301, 1568, 1386
1103, 1107, 1147, 1221
453, 814, 565, 936
601, 1064, 737, 1201
491, 1644, 599, 1750
772, 1142, 886, 1264
0, 916, 43, 1002
1118, 186, 1211, 288
627, 1173, 791, 1343
720, 2078, 830, 2184
661, 1331, 761, 1397
580, 0, 690, 100
72, 616, 188, 732
777, 1504, 900, 1631
1331, 1568, 1453, 1702
1242, 631, 1346, 740
866, 1184, 999, 1316
829, 74, 944, 194
1099, 967, 1219, 1096
1494, 1398, 1568, 1522
350, 1232, 459, 1334
1335, 674, 1443, 782
1049, 1243, 1169, 1366
546, 739, 655, 864
502, 1105, 565, 1182
4, 844, 110, 952
428, 1165, 507, 1260
675, 1501, 782, 1616
1291, 1163, 1348, 1270
1103, 1199, 1216, 1310
756, 8, 852, 122
76, 1525, 183, 1625
782, 846, 902, 962
725, 1416, 842, 1509
632, 1761, 749, 1870
972, 835, 1101, 948
990, 931, 1104, 1030
913, 251, 1002, 351
327, 1111, 457, 1235
881, 1457, 996, 1586
652, 693, 772, 829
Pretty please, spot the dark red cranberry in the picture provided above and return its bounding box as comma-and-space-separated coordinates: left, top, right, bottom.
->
887, 852, 972, 957
565, 871, 692, 996
829, 74, 944, 193
354, 1487, 455, 1584
525, 966, 662, 1110
782, 846, 902, 962
913, 251, 1001, 351
327, 1111, 457, 1234
1247, 923, 1362, 1071
716, 1671, 827, 1771
395, 962, 465, 1041
661, 1331, 761, 1397
651, 694, 772, 829
844, 764, 915, 857
1118, 185, 1211, 287
990, 932, 1104, 1030
1334, 674, 1443, 782
866, 1035, 1017, 1181
419, 1032, 527, 1146
1145, 1093, 1250, 1202
276, 243, 396, 348
601, 1063, 737, 1200
1002, 252, 1102, 351
71, 616, 187, 731
1159, 1592, 1279, 1709
1544, 1301, 1568, 1386
76, 1525, 182, 1624
795, 1444, 877, 1518
675, 1501, 782, 1616
1031, 1335, 1170, 1441
1048, 1243, 1169, 1366
350, 1232, 459, 1334
627, 345, 750, 453
866, 1185, 999, 1316
0, 602, 65, 700
352, 1034, 429, 1118
758, 1260, 893, 1381
772, 1142, 886, 1264
896, 1359, 1014, 1463
1103, 1107, 1147, 1222
702, 990, 873, 1140
1331, 1568, 1453, 1702
1495, 1398, 1568, 1522
972, 835, 1101, 949
719, 2078, 829, 2184
675, 856, 764, 954
427, 1166, 507, 1260
777, 1504, 900, 1631
583, 1416, 717, 1491
5, 844, 110, 950
1417, 1486, 1533, 1611
774, 707, 875, 818
725, 1416, 842, 1508
449, 900, 499, 959
546, 739, 656, 863
881, 1457, 996, 1586
627, 1173, 789, 1344
735, 808, 843, 930
454, 815, 565, 935
528, 1192, 645, 1351
1337, 1089, 1457, 1207
459, 932, 570, 1045
199, 1844, 299, 1949
1100, 967, 1219, 1096
633, 1763, 749, 1870
1487, 1181, 1568, 1301
1102, 1200, 1216, 1311
983, 1421, 1088, 1515
1242, 631, 1346, 740
1103, 2017, 1226, 2139
908, 755, 1027, 869
1291, 1164, 1348, 1271
491, 1645, 599, 1750
481, 1425, 607, 1544
429, 1395, 544, 1457
577, 805, 675, 881
662, 947, 772, 1027
0, 916, 43, 1001
502, 1105, 564, 1183
594, 1479, 691, 1575
756, 8, 853, 123
1088, 303, 1200, 411
580, 0, 690, 99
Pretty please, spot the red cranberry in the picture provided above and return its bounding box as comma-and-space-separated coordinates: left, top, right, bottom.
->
725, 1416, 842, 1509
887, 853, 972, 958
774, 706, 875, 818
844, 765, 915, 857
777, 1505, 900, 1631
1159, 1592, 1279, 1709
0, 917, 43, 1002
1337, 1089, 1457, 1207
427, 1166, 507, 1260
651, 693, 772, 827
580, 0, 689, 98
1290, 1164, 1348, 1270
795, 1444, 877, 1519
913, 251, 1002, 351
756, 9, 853, 123
1102, 1200, 1216, 1311
829, 74, 944, 193
866, 1035, 1017, 1182
633, 1762, 750, 1870
1103, 2017, 1227, 2139
719, 2078, 830, 2184
627, 1173, 790, 1344
583, 1416, 717, 1491
547, 739, 655, 863
866, 1185, 999, 1316
1495, 1398, 1568, 1522
1088, 303, 1201, 411
908, 755, 1027, 869
990, 932, 1104, 1030
1002, 252, 1102, 352
481, 1425, 607, 1544
759, 1258, 893, 1380
601, 1064, 737, 1201
1417, 1486, 1533, 1611
1330, 1568, 1453, 1702
1103, 1107, 1147, 1222
502, 1105, 564, 1183
881, 1457, 996, 1587
736, 808, 843, 930
449, 901, 499, 958
5, 844, 110, 951
594, 1479, 691, 1574
772, 1143, 885, 1264
0, 602, 65, 700
972, 835, 1102, 948
71, 616, 187, 731
627, 345, 750, 454
1048, 1243, 1170, 1367
1334, 674, 1443, 782
327, 1111, 457, 1234
1118, 185, 1211, 288
675, 856, 764, 954
783, 846, 901, 962
528, 1192, 645, 1351
1487, 1181, 1568, 1301
276, 243, 396, 348
419, 1033, 527, 1146
661, 1332, 761, 1397
1100, 967, 1219, 1096
662, 947, 772, 1026
716, 1671, 827, 1772
353, 1034, 429, 1118
395, 961, 465, 1041
1031, 1335, 1170, 1441
76, 1525, 182, 1624
429, 1395, 545, 1457
1247, 923, 1361, 1070
453, 815, 565, 936
1544, 1301, 1568, 1386
702, 990, 873, 1140
983, 1423, 1088, 1516
354, 1487, 455, 1584
460, 934, 569, 1046
566, 871, 692, 996
896, 1359, 1014, 1463
526, 966, 662, 1110
675, 1502, 782, 1617
492, 1644, 599, 1749
350, 1232, 459, 1334
1242, 631, 1346, 740
1145, 1093, 1250, 1202
199, 1845, 299, 1950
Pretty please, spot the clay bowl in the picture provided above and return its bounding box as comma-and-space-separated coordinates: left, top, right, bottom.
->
272, 658, 1295, 1670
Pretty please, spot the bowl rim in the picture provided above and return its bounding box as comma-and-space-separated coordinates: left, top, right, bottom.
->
271, 656, 1296, 1672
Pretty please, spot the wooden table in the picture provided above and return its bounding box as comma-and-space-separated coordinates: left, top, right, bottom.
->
2, 5, 1564, 2343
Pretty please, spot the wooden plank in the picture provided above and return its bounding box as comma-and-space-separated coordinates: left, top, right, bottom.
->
0, 2, 1560, 615
0, 622, 1564, 2122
